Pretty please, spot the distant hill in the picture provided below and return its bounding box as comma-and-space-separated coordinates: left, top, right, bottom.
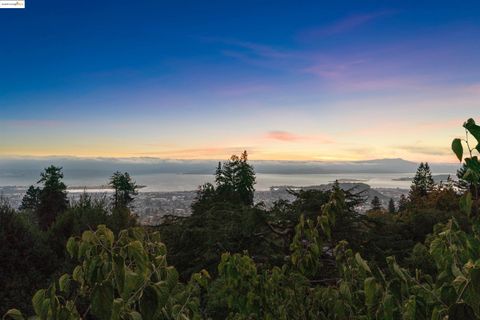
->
0, 157, 460, 185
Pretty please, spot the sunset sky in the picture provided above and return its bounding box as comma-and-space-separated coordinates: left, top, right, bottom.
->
1, 1, 479, 162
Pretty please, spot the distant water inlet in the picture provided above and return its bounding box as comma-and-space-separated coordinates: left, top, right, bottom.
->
0, 172, 454, 192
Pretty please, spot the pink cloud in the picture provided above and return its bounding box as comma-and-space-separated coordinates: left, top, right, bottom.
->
266, 131, 333, 143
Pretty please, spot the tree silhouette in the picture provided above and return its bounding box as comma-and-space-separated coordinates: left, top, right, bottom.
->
370, 196, 382, 211
36, 166, 68, 230
409, 162, 435, 201
19, 185, 41, 212
398, 194, 408, 211
109, 171, 138, 208
388, 198, 396, 214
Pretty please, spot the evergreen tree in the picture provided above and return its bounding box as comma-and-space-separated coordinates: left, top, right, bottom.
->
370, 196, 382, 211
424, 162, 435, 193
388, 198, 396, 214
409, 162, 435, 200
214, 151, 256, 206
109, 171, 138, 208
398, 194, 408, 211
236, 151, 256, 206
37, 166, 68, 230
19, 185, 41, 211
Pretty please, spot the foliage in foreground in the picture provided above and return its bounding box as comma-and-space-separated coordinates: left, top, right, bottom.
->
4, 118, 480, 319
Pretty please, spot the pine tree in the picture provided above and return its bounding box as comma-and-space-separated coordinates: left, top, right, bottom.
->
109, 171, 138, 208
36, 166, 68, 230
213, 151, 256, 206
371, 196, 382, 211
409, 162, 436, 201
19, 185, 41, 211
236, 151, 256, 206
398, 194, 408, 211
424, 162, 435, 194
388, 198, 396, 214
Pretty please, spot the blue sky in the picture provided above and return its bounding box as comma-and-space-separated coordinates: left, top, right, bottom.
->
1, 1, 479, 161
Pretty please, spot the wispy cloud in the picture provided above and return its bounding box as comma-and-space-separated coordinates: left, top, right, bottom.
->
395, 144, 451, 156
265, 131, 333, 143
129, 147, 256, 159
299, 11, 394, 39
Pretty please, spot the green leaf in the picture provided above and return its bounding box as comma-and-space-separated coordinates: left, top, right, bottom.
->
452, 138, 464, 162
58, 274, 70, 293
464, 118, 480, 148
154, 282, 170, 307
66, 237, 77, 259
111, 298, 124, 320
3, 309, 24, 320
382, 294, 394, 320
128, 241, 147, 273
123, 270, 144, 300
355, 253, 371, 274
448, 302, 476, 320
364, 277, 377, 308
460, 192, 473, 217
81, 230, 95, 242
165, 266, 179, 290
91, 283, 114, 320
140, 285, 159, 320
113, 255, 126, 295
72, 266, 83, 283
129, 311, 142, 320
32, 289, 45, 315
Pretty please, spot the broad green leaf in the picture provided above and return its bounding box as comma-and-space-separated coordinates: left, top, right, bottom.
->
165, 266, 179, 290
32, 289, 45, 315
128, 241, 147, 273
81, 230, 95, 242
154, 282, 170, 307
3, 309, 24, 320
72, 266, 83, 283
123, 270, 144, 300
111, 298, 124, 320
382, 294, 394, 320
464, 118, 480, 148
58, 274, 70, 293
66, 237, 77, 259
139, 285, 159, 320
91, 283, 114, 320
355, 253, 371, 274
364, 277, 377, 308
452, 138, 463, 162
113, 255, 126, 295
129, 311, 142, 320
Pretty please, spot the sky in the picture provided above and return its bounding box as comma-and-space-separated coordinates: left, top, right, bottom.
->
1, 1, 479, 162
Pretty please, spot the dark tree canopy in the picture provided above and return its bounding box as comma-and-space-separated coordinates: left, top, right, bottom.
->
19, 185, 41, 212
214, 150, 256, 206
388, 198, 396, 213
109, 171, 138, 208
370, 195, 382, 211
409, 162, 435, 200
398, 194, 408, 212
36, 166, 68, 230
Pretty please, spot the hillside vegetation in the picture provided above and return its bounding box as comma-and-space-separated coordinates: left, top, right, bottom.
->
2, 119, 480, 319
